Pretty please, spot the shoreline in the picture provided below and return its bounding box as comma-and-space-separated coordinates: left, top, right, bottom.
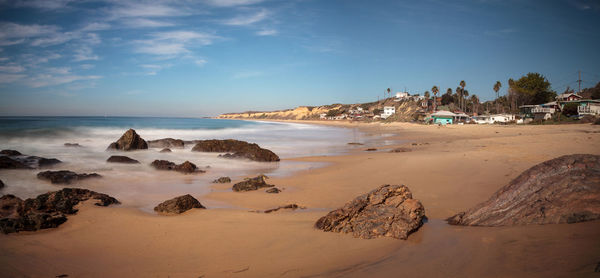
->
1, 121, 600, 277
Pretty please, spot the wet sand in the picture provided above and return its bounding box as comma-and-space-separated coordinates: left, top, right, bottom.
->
1, 122, 600, 277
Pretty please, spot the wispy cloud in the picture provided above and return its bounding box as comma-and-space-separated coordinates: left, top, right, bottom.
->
108, 2, 189, 19
0, 65, 26, 73
122, 18, 176, 28
13, 0, 74, 10
195, 59, 207, 66
256, 29, 277, 36
80, 22, 111, 32
73, 46, 99, 61
134, 30, 217, 57
222, 9, 269, 26
0, 22, 61, 46
27, 74, 101, 88
0, 73, 26, 84
204, 0, 264, 7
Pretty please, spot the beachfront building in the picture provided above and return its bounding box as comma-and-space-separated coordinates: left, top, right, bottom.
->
520, 104, 556, 120
556, 93, 583, 102
381, 106, 396, 119
319, 113, 327, 119
395, 92, 409, 101
426, 110, 455, 125
576, 100, 600, 115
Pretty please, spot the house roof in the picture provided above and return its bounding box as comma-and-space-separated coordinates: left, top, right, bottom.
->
431, 110, 456, 117
557, 93, 582, 99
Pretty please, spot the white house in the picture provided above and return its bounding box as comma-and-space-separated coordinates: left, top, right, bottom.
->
472, 114, 515, 124
394, 92, 410, 101
381, 106, 396, 119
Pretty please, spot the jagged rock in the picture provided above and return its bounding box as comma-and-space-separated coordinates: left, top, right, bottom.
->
0, 188, 119, 234
106, 129, 148, 151
0, 179, 4, 189
0, 149, 22, 156
154, 194, 205, 214
266, 188, 281, 194
150, 160, 204, 174
159, 148, 172, 153
64, 143, 81, 147
0, 150, 61, 169
106, 155, 140, 164
37, 170, 101, 184
147, 138, 185, 149
0, 156, 29, 169
212, 177, 231, 183
264, 204, 305, 213
315, 184, 425, 240
192, 139, 279, 162
447, 154, 600, 226
232, 175, 274, 192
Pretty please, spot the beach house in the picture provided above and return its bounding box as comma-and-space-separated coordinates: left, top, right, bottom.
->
381, 106, 396, 119
556, 93, 583, 102
427, 110, 455, 125
395, 92, 409, 101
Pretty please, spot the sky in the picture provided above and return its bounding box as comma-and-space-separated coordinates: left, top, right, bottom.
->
0, 0, 599, 117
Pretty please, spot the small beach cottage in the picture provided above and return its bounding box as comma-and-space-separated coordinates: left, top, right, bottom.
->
427, 110, 455, 125
381, 106, 396, 119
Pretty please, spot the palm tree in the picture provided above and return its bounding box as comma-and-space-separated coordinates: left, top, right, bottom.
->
471, 95, 479, 115
459, 80, 466, 112
386, 88, 391, 99
463, 90, 469, 112
432, 86, 439, 111
493, 81, 502, 113
424, 91, 430, 110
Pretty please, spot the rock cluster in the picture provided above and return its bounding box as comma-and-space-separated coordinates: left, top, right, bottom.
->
212, 177, 231, 183
106, 129, 148, 151
147, 138, 185, 149
150, 160, 204, 174
106, 155, 140, 164
192, 139, 279, 162
447, 154, 600, 226
154, 194, 205, 214
315, 184, 425, 240
0, 150, 61, 169
37, 170, 101, 184
0, 188, 119, 234
232, 175, 274, 192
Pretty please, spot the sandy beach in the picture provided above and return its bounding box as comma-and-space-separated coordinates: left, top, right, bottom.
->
1, 121, 600, 277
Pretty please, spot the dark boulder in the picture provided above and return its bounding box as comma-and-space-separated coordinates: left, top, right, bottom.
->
315, 184, 425, 240
232, 175, 274, 192
150, 160, 204, 174
37, 170, 101, 184
390, 147, 411, 153
266, 188, 281, 194
0, 188, 119, 234
154, 194, 205, 214
365, 148, 377, 152
106, 155, 140, 164
447, 154, 600, 226
0, 179, 4, 189
264, 204, 305, 213
192, 139, 279, 162
212, 177, 231, 183
0, 156, 30, 169
0, 149, 22, 156
159, 148, 172, 153
64, 143, 82, 147
147, 138, 184, 149
106, 129, 148, 151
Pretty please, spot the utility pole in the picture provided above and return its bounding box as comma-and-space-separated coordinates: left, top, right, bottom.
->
577, 70, 582, 93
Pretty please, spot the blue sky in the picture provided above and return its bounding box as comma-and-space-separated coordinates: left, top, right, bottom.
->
0, 0, 599, 117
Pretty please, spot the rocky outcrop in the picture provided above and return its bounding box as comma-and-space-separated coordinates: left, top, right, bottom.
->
159, 148, 172, 153
191, 139, 279, 162
266, 188, 281, 194
232, 175, 274, 192
64, 143, 82, 147
447, 154, 600, 226
37, 170, 101, 184
0, 179, 4, 189
147, 138, 185, 149
0, 150, 61, 169
315, 184, 425, 240
106, 129, 148, 151
106, 155, 140, 164
154, 194, 205, 214
0, 188, 119, 234
150, 160, 204, 174
212, 177, 231, 183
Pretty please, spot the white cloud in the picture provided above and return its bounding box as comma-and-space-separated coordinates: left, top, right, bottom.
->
73, 46, 99, 61
0, 65, 25, 73
195, 59, 207, 66
0, 73, 25, 84
47, 67, 71, 75
27, 74, 101, 88
134, 31, 216, 56
204, 0, 264, 7
13, 0, 74, 10
109, 3, 189, 19
79, 64, 95, 70
256, 29, 277, 36
122, 18, 175, 28
0, 22, 61, 45
81, 22, 111, 32
222, 9, 269, 26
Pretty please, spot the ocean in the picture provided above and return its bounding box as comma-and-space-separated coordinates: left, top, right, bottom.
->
0, 117, 367, 211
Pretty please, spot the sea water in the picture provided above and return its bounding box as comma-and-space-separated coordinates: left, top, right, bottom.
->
0, 117, 367, 211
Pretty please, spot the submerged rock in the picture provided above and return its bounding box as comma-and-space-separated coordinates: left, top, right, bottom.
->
159, 148, 172, 153
154, 194, 205, 214
315, 184, 425, 240
365, 148, 377, 152
0, 188, 119, 234
0, 150, 61, 169
263, 204, 305, 213
106, 155, 140, 164
191, 139, 279, 162
232, 175, 274, 192
390, 147, 411, 153
266, 188, 281, 194
106, 129, 148, 151
147, 138, 185, 149
447, 154, 600, 226
64, 143, 82, 147
150, 160, 204, 174
212, 176, 231, 183
37, 170, 101, 184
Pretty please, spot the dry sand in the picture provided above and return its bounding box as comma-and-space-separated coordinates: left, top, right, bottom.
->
1, 121, 600, 277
